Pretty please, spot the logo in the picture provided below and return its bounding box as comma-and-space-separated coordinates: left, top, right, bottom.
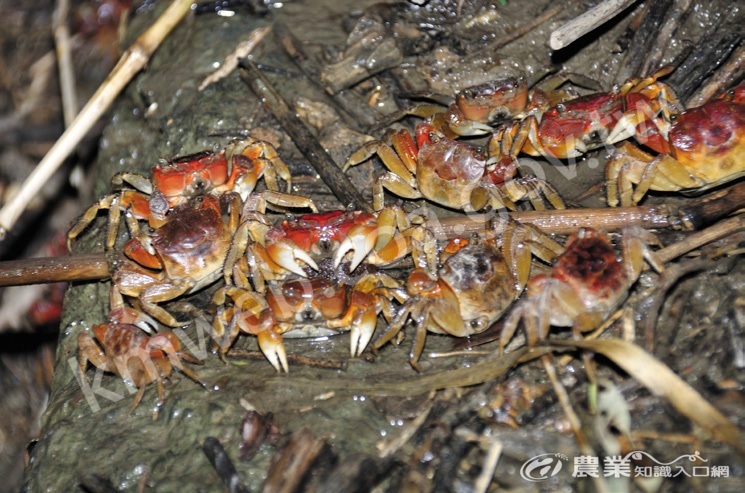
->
520, 453, 568, 481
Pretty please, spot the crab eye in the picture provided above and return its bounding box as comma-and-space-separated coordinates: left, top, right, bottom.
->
556, 103, 566, 113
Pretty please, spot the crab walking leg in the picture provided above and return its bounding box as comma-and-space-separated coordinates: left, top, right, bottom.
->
0, 0, 193, 238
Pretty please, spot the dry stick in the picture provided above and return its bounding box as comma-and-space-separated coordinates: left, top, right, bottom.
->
3, 181, 745, 287
687, 43, 745, 107
53, 0, 77, 127
656, 214, 745, 264
274, 22, 377, 131
0, 0, 193, 239
0, 206, 667, 287
0, 253, 109, 287
549, 0, 637, 51
238, 59, 373, 213
461, 3, 563, 63
639, 0, 693, 77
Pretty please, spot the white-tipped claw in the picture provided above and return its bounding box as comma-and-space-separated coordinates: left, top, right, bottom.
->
258, 332, 289, 373
350, 308, 377, 356
334, 230, 376, 271
111, 307, 158, 334
268, 242, 318, 277
607, 114, 640, 144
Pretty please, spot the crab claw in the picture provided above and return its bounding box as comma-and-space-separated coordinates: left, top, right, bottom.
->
257, 330, 289, 373
608, 109, 671, 147
109, 307, 159, 334
265, 241, 318, 277
349, 305, 378, 357
333, 224, 377, 271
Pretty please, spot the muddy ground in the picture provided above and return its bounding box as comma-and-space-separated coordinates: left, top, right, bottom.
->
1, 0, 743, 492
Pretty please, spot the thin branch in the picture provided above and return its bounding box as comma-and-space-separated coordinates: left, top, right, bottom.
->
239, 59, 373, 212
53, 0, 78, 127
0, 0, 193, 239
3, 180, 744, 286
462, 3, 563, 63
550, 0, 638, 51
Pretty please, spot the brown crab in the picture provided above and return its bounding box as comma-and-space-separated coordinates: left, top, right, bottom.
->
111, 193, 240, 328
373, 222, 562, 371
344, 122, 565, 212
77, 311, 204, 414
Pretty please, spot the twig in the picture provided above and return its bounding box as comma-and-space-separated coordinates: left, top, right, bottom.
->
656, 214, 745, 264
0, 0, 193, 239
198, 25, 272, 91
53, 0, 78, 127
263, 428, 330, 493
550, 0, 638, 51
640, 0, 693, 77
687, 42, 745, 106
0, 253, 109, 287
666, 24, 743, 102
463, 3, 563, 63
541, 355, 608, 493
274, 22, 377, 130
615, 0, 674, 84
238, 59, 373, 212
3, 180, 745, 287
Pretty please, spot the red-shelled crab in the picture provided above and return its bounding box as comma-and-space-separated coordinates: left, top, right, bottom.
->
68, 138, 315, 249
213, 273, 405, 372
344, 122, 565, 212
110, 193, 240, 328
606, 85, 745, 206
487, 68, 682, 163
77, 309, 205, 414
373, 222, 562, 370
225, 207, 436, 292
500, 227, 663, 350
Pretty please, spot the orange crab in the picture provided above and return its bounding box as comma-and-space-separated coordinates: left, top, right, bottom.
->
488, 68, 682, 164
77, 311, 204, 414
111, 193, 240, 328
373, 223, 562, 371
500, 227, 663, 350
68, 138, 315, 249
344, 122, 565, 212
213, 273, 405, 372
606, 85, 745, 206
226, 207, 436, 292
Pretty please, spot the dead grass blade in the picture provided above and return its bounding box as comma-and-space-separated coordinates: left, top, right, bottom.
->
551, 338, 745, 456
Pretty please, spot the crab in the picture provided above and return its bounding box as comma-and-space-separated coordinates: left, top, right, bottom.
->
77, 310, 204, 414
344, 121, 565, 212
225, 206, 436, 292
605, 85, 745, 206
110, 193, 240, 328
373, 222, 563, 371
68, 138, 315, 250
213, 273, 405, 372
500, 227, 663, 350
486, 67, 682, 163
385, 72, 608, 138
